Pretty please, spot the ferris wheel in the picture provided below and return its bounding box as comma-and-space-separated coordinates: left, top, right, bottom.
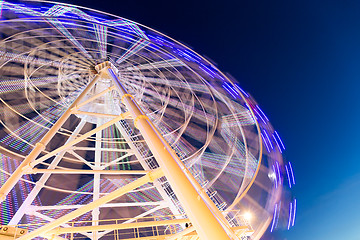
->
0, 1, 296, 240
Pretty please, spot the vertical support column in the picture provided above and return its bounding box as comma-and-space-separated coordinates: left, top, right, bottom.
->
0, 73, 100, 202
105, 65, 234, 240
92, 119, 102, 240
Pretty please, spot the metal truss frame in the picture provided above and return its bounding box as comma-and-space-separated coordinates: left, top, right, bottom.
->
0, 62, 237, 240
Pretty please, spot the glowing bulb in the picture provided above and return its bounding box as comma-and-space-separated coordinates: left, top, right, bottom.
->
244, 212, 252, 221
268, 171, 276, 181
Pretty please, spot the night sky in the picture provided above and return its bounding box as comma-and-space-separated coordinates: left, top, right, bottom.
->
61, 0, 360, 239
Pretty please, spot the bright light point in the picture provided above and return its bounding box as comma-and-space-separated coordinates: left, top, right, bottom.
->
268, 171, 276, 181
244, 212, 252, 221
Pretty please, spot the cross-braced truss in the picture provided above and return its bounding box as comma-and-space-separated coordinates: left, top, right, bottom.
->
0, 1, 294, 240
0, 62, 253, 240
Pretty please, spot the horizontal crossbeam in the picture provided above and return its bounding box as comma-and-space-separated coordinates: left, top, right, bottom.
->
16, 168, 164, 240
28, 168, 149, 175
47, 218, 190, 234
27, 201, 165, 211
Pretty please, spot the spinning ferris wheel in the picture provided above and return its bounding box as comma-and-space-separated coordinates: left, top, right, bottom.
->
0, 1, 296, 240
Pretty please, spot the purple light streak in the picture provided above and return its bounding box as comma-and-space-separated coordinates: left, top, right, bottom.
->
289, 162, 296, 185
234, 83, 249, 97
292, 199, 297, 226
261, 133, 271, 153
276, 201, 281, 228
272, 133, 283, 153
183, 49, 201, 61
263, 130, 273, 149
222, 84, 236, 98
274, 130, 285, 150
116, 39, 149, 64
287, 202, 293, 230
256, 105, 269, 121
0, 1, 4, 18
270, 203, 277, 232
285, 165, 292, 188
275, 161, 281, 186
253, 108, 267, 124
272, 165, 278, 189
199, 63, 218, 78
223, 82, 239, 96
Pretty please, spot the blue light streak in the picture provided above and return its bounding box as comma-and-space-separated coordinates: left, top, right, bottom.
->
276, 201, 281, 228
3, 2, 149, 42
116, 39, 149, 64
276, 161, 281, 186
285, 165, 292, 188
47, 18, 92, 58
175, 49, 199, 63
272, 133, 283, 153
106, 19, 148, 40
287, 202, 293, 230
253, 108, 267, 124
289, 162, 296, 185
256, 105, 269, 121
126, 21, 149, 40
3, 2, 39, 16
261, 133, 271, 153
199, 63, 216, 78
107, 68, 117, 81
272, 164, 278, 189
270, 203, 277, 232
94, 24, 107, 59
263, 130, 273, 149
292, 199, 297, 226
183, 49, 201, 62
147, 35, 164, 46
222, 84, 237, 98
274, 130, 285, 150
223, 82, 239, 96
234, 83, 249, 97
0, 1, 4, 18
147, 34, 174, 48
44, 4, 70, 16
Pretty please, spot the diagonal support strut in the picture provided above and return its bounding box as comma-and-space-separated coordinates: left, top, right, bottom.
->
16, 168, 164, 240
0, 73, 101, 202
99, 61, 235, 240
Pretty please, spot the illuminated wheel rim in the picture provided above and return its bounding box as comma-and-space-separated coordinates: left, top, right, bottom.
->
0, 1, 295, 239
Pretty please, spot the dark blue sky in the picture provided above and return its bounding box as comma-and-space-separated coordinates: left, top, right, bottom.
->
68, 0, 360, 239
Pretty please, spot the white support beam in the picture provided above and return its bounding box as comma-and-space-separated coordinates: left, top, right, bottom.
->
100, 152, 135, 169
47, 218, 190, 235
29, 112, 130, 167
73, 110, 120, 118
0, 73, 101, 202
16, 168, 164, 240
103, 62, 235, 240
9, 120, 87, 225
113, 122, 182, 218
28, 201, 166, 212
92, 119, 102, 240
31, 212, 93, 239
165, 226, 195, 240
68, 150, 95, 169
29, 168, 147, 175
72, 147, 132, 153
97, 205, 166, 238
71, 85, 116, 111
